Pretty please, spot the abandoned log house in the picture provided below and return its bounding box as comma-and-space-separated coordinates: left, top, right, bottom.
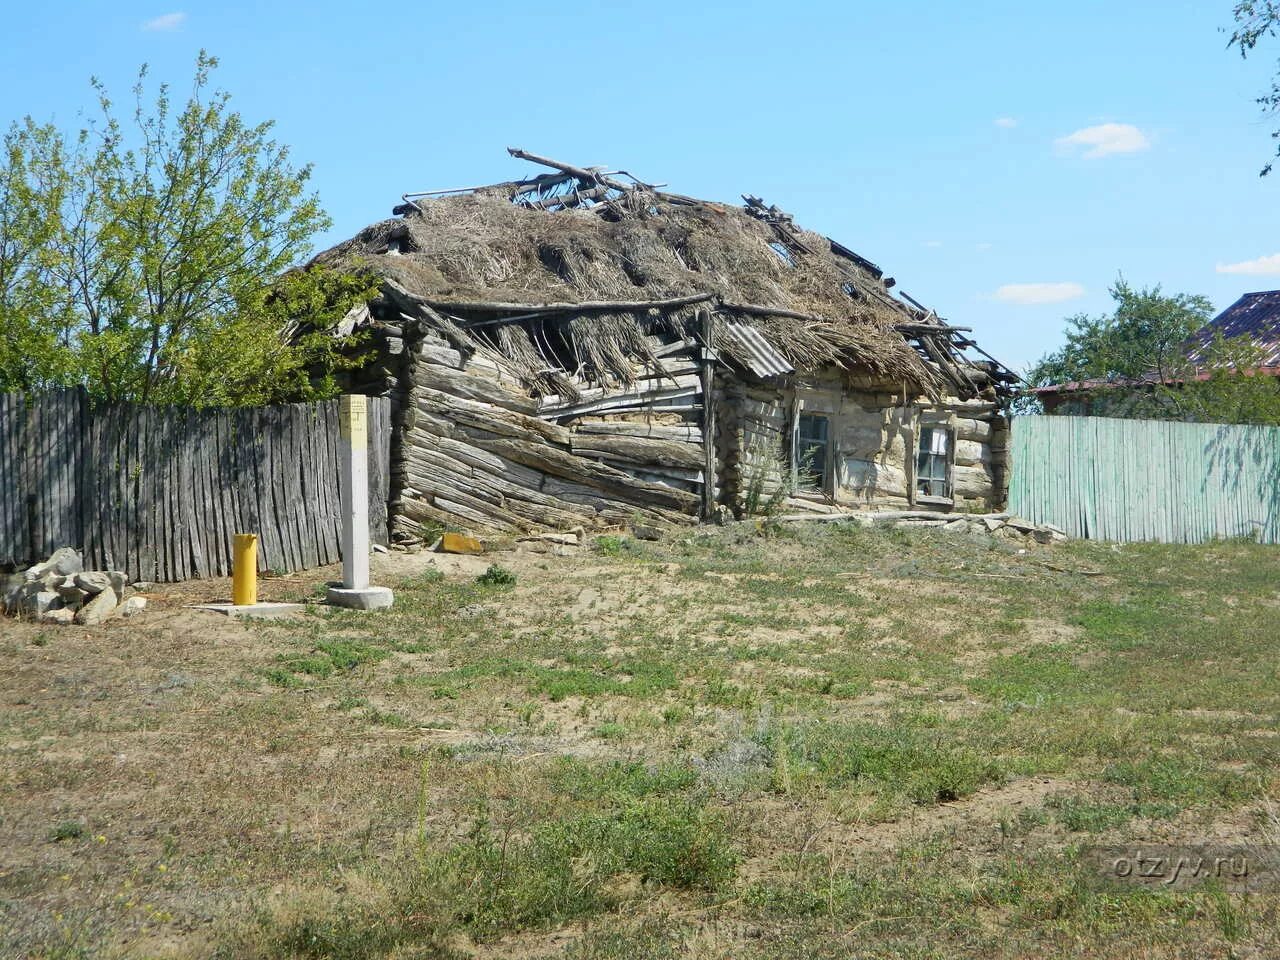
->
316, 149, 1019, 539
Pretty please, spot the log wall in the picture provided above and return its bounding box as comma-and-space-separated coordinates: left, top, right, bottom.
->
716, 372, 1008, 516
390, 329, 706, 537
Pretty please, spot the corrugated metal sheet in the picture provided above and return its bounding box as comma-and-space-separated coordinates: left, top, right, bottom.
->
1188, 290, 1280, 365
1008, 415, 1280, 544
720, 321, 794, 378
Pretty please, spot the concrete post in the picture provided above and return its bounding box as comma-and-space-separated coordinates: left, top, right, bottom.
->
326, 395, 393, 611
339, 394, 370, 590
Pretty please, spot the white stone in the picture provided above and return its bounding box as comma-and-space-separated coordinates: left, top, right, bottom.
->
120, 596, 148, 617
41, 607, 76, 625
75, 586, 119, 625
74, 571, 113, 595
24, 591, 62, 616
28, 548, 83, 580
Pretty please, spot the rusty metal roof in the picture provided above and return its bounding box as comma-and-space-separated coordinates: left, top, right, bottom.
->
1188, 290, 1280, 366
719, 321, 794, 378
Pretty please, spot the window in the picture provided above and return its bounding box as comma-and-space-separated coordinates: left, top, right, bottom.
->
915, 425, 953, 501
796, 414, 829, 490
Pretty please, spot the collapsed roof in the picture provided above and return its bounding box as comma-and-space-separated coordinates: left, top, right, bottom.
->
316, 148, 1019, 401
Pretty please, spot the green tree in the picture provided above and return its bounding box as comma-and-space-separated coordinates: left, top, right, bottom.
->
1024, 280, 1280, 424
1230, 1, 1280, 174
0, 120, 78, 391
1026, 280, 1213, 388
0, 52, 376, 405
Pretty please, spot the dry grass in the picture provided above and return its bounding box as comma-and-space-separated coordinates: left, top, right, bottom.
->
2, 523, 1278, 958
316, 185, 937, 392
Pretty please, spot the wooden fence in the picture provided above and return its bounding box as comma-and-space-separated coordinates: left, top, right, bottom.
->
0, 390, 391, 581
1009, 415, 1280, 544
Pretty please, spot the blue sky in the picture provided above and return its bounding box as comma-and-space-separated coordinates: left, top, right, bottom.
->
1, 1, 1277, 370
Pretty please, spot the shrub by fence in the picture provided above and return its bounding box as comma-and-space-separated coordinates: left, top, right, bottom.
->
0, 390, 390, 581
1009, 415, 1280, 544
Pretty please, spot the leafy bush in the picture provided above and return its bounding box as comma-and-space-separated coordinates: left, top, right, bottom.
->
475, 564, 517, 587
47, 820, 85, 842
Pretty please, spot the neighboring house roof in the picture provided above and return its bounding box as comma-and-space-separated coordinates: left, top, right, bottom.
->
1186, 290, 1280, 366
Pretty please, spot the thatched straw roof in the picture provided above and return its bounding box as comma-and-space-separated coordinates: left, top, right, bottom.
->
316, 149, 1016, 400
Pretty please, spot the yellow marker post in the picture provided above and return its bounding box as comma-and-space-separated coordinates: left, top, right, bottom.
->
232, 533, 258, 605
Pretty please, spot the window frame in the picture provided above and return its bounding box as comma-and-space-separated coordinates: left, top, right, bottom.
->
792, 411, 832, 495
913, 420, 955, 506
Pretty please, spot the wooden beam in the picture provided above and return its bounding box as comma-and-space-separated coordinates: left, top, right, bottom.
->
700, 308, 717, 518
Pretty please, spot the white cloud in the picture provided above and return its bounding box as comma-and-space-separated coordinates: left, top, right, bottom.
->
142, 12, 186, 31
1216, 253, 1280, 276
992, 282, 1085, 306
1055, 123, 1150, 159
994, 117, 1017, 129
976, 242, 993, 252
922, 240, 943, 248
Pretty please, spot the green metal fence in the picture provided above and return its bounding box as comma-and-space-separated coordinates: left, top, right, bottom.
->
1009, 416, 1280, 544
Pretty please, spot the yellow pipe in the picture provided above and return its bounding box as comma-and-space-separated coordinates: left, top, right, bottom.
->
232, 533, 258, 606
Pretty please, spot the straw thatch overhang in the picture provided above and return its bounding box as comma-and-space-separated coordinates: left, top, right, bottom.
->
315, 148, 1018, 403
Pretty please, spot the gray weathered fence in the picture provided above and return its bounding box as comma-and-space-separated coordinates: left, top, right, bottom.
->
0, 390, 391, 581
1009, 415, 1280, 544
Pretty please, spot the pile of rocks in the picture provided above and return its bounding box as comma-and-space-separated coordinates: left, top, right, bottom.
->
887, 513, 1068, 544
3, 548, 148, 625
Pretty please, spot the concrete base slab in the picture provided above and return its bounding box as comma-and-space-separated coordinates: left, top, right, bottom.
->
191, 602, 307, 620
326, 585, 394, 611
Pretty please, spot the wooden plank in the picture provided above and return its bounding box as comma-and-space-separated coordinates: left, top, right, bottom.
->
186, 407, 208, 578
294, 404, 318, 570
212, 408, 234, 576
0, 395, 19, 564
289, 404, 314, 570
372, 397, 390, 543
315, 402, 333, 563
1009, 415, 1280, 545
261, 406, 289, 573
196, 409, 217, 577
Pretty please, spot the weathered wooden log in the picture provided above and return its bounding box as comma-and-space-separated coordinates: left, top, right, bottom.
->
414, 343, 465, 369
470, 436, 700, 512
953, 417, 993, 442
414, 359, 537, 414
954, 439, 991, 467
538, 476, 692, 525
538, 372, 701, 413
572, 420, 703, 443
401, 459, 588, 530
953, 462, 996, 499
404, 438, 595, 519
428, 435, 547, 488
606, 464, 702, 490
413, 387, 571, 447
428, 291, 716, 319
399, 491, 521, 532
568, 433, 703, 470
540, 384, 702, 421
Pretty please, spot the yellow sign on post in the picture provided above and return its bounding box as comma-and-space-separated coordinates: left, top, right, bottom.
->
339, 394, 368, 450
